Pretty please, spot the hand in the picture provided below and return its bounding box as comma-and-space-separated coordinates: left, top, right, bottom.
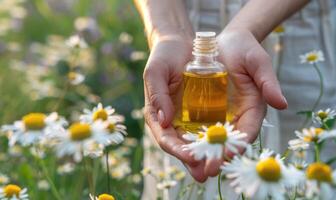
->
143, 34, 209, 182
202, 28, 288, 177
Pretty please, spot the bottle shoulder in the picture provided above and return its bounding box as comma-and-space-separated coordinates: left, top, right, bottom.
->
185, 61, 226, 74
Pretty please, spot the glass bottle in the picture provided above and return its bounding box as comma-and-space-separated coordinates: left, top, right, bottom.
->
175, 32, 228, 132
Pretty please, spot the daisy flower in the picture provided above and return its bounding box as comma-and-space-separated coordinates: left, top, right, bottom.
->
67, 71, 85, 85
80, 103, 124, 124
92, 120, 126, 147
89, 193, 115, 200
300, 50, 325, 64
1, 112, 67, 146
182, 122, 247, 160
222, 149, 303, 200
55, 121, 107, 162
288, 127, 332, 151
156, 180, 177, 190
305, 162, 336, 199
312, 108, 336, 125
66, 35, 87, 49
0, 184, 29, 200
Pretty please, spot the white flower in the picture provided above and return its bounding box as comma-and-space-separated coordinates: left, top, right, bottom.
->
37, 180, 49, 191
1, 112, 67, 146
289, 127, 330, 151
182, 122, 247, 160
0, 184, 29, 200
300, 50, 325, 64
222, 149, 303, 200
67, 72, 85, 85
0, 174, 9, 185
66, 35, 87, 49
91, 120, 126, 147
57, 162, 75, 175
89, 193, 115, 200
119, 32, 133, 44
312, 108, 336, 125
156, 180, 177, 190
305, 162, 336, 200
54, 121, 108, 162
130, 51, 147, 61
80, 103, 124, 124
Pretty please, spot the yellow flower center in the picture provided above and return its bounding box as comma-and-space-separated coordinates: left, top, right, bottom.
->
256, 158, 281, 182
22, 113, 46, 130
273, 25, 285, 33
307, 54, 318, 62
69, 123, 91, 141
206, 125, 227, 144
93, 109, 108, 121
306, 162, 332, 182
107, 123, 115, 133
303, 128, 324, 142
98, 194, 115, 200
67, 72, 77, 81
318, 111, 328, 120
4, 184, 21, 198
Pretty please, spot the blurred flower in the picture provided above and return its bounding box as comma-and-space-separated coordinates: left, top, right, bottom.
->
182, 122, 247, 160
37, 180, 49, 191
124, 137, 138, 147
7, 145, 22, 157
66, 35, 88, 49
74, 17, 100, 41
29, 147, 45, 159
0, 174, 9, 185
300, 50, 325, 64
130, 174, 142, 184
57, 162, 75, 175
67, 71, 85, 85
119, 32, 133, 44
272, 25, 285, 35
0, 184, 28, 200
103, 151, 131, 180
89, 193, 115, 200
312, 108, 336, 126
55, 121, 108, 162
130, 51, 147, 61
157, 180, 177, 190
305, 162, 336, 199
141, 168, 151, 176
1, 112, 67, 146
80, 103, 124, 124
222, 149, 303, 199
131, 108, 144, 120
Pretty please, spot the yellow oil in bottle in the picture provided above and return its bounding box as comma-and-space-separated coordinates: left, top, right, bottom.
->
179, 71, 227, 131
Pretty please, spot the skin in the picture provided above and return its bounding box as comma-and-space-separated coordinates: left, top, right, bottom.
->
134, 0, 310, 182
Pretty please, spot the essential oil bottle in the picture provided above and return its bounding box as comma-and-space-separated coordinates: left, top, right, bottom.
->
175, 32, 228, 132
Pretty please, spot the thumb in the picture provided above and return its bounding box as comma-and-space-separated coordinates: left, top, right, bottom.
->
245, 46, 288, 110
143, 61, 175, 128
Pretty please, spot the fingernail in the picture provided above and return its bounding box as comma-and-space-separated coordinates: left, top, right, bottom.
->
158, 110, 165, 125
282, 95, 288, 105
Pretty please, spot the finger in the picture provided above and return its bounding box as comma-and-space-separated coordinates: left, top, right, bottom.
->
143, 60, 175, 128
143, 103, 199, 167
184, 161, 208, 183
245, 46, 287, 110
204, 158, 222, 177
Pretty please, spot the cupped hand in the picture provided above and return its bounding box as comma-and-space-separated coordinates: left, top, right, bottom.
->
202, 28, 288, 177
143, 34, 209, 182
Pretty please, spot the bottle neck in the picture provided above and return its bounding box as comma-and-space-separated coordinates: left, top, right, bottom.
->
192, 32, 218, 66
193, 54, 217, 65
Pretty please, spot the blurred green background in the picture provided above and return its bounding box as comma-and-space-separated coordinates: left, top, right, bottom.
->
0, 0, 147, 199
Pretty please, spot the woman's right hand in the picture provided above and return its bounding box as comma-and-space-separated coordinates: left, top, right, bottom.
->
143, 33, 210, 182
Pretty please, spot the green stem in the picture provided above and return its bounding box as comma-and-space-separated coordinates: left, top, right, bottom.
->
84, 157, 95, 195
186, 182, 195, 200
218, 171, 223, 200
39, 158, 62, 200
105, 151, 111, 193
301, 63, 324, 127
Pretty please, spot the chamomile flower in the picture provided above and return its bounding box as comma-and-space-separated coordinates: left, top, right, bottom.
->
67, 71, 85, 85
288, 127, 330, 151
89, 193, 115, 200
312, 108, 336, 125
156, 180, 177, 190
1, 112, 67, 146
66, 35, 87, 49
80, 103, 124, 124
0, 184, 29, 200
55, 121, 107, 162
92, 120, 126, 147
222, 149, 303, 200
182, 122, 247, 160
305, 162, 336, 199
300, 50, 325, 64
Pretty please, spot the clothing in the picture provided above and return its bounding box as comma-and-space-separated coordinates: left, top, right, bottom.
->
142, 0, 336, 199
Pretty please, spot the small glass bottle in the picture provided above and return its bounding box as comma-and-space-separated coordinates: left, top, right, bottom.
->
175, 32, 228, 132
